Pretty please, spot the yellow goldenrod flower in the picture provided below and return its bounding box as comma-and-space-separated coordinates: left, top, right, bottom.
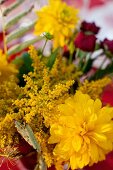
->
48, 91, 113, 169
79, 77, 111, 99
34, 0, 79, 47
0, 50, 18, 82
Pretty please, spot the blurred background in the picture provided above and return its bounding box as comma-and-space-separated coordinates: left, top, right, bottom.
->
0, 0, 113, 53
1, 0, 113, 38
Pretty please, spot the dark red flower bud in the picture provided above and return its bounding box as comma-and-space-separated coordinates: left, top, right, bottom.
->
80, 21, 100, 34
74, 32, 96, 52
101, 38, 113, 53
63, 45, 69, 53
63, 45, 70, 58
63, 45, 75, 60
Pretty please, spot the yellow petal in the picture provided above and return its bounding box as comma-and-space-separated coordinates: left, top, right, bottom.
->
72, 135, 83, 152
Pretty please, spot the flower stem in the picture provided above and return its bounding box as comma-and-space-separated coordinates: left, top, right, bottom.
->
42, 39, 48, 55
69, 53, 73, 64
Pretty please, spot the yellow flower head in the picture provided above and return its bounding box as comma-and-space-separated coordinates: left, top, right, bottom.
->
49, 91, 113, 169
34, 0, 79, 47
0, 50, 18, 82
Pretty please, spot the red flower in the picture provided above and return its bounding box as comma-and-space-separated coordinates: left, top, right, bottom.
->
89, 0, 106, 9
101, 38, 113, 53
80, 21, 100, 34
74, 32, 96, 52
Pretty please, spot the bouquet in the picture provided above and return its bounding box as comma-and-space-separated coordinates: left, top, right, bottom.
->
0, 0, 113, 170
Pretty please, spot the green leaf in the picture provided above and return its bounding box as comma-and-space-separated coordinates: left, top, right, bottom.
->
5, 5, 34, 30
6, 21, 36, 43
46, 48, 59, 69
7, 37, 43, 56
15, 121, 41, 153
13, 52, 33, 86
15, 121, 47, 170
34, 157, 47, 170
82, 58, 94, 73
95, 42, 101, 50
77, 49, 87, 58
3, 0, 24, 16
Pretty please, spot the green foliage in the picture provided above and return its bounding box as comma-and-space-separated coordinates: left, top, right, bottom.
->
13, 52, 33, 86
8, 37, 43, 56
6, 21, 36, 43
15, 120, 47, 170
5, 5, 34, 29
82, 58, 94, 73
46, 48, 59, 69
3, 0, 24, 16
1, 0, 43, 57
15, 121, 41, 152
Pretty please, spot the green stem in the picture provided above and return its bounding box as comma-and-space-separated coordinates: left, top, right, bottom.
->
75, 48, 80, 59
78, 56, 84, 69
82, 53, 92, 72
69, 53, 73, 64
41, 39, 48, 56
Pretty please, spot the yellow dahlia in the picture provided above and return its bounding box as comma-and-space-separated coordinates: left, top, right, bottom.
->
0, 50, 18, 82
34, 0, 79, 47
48, 91, 113, 170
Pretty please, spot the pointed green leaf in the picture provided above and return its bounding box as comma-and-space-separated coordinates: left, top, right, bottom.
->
38, 156, 47, 170
7, 36, 43, 56
6, 21, 36, 43
3, 0, 24, 16
46, 48, 59, 69
15, 121, 41, 153
5, 5, 34, 30
82, 58, 94, 73
34, 156, 47, 170
13, 52, 33, 86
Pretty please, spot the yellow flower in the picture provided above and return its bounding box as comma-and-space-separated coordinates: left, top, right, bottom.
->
48, 91, 113, 170
34, 0, 79, 47
0, 50, 18, 82
79, 77, 111, 100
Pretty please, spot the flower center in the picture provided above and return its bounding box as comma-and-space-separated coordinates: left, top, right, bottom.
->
80, 122, 88, 136
60, 9, 70, 22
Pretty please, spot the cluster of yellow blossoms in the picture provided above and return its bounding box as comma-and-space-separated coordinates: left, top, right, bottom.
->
0, 46, 80, 167
0, 46, 113, 170
79, 77, 111, 99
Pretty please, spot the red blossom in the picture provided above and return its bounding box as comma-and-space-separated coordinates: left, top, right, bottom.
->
74, 32, 96, 52
101, 38, 113, 53
80, 21, 100, 34
89, 0, 106, 9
